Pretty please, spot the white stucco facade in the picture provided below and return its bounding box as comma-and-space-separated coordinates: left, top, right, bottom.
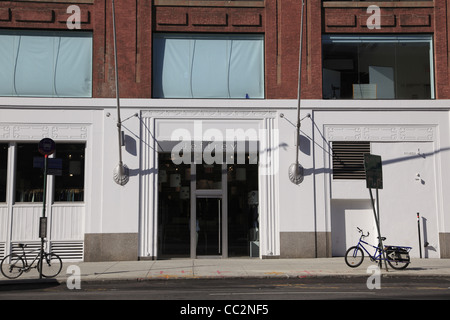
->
1, 97, 449, 261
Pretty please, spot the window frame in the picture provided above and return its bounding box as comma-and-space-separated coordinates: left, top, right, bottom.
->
152, 33, 265, 99
0, 29, 93, 98
322, 34, 435, 100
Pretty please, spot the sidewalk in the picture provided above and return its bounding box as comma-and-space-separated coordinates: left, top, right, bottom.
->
2, 257, 450, 285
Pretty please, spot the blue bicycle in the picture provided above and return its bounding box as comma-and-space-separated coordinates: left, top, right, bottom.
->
345, 227, 412, 270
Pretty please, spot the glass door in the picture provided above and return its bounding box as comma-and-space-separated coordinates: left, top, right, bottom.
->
196, 197, 222, 256
191, 162, 227, 258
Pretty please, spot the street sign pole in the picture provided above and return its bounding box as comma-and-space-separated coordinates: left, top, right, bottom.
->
38, 154, 48, 279
37, 138, 55, 279
364, 154, 388, 271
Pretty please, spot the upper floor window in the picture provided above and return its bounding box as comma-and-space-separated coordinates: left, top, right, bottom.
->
0, 30, 92, 98
322, 0, 433, 2
153, 33, 264, 99
322, 34, 434, 99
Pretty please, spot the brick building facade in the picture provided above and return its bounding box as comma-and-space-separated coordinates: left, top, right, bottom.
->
1, 1, 449, 98
1, 1, 450, 261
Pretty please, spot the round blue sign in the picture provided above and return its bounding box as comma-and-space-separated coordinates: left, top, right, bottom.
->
38, 138, 56, 156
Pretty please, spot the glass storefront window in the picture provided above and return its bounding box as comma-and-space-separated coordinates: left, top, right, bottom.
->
0, 144, 7, 202
54, 144, 85, 202
227, 160, 259, 257
15, 143, 44, 202
158, 151, 259, 258
14, 143, 85, 203
196, 163, 222, 190
158, 153, 191, 257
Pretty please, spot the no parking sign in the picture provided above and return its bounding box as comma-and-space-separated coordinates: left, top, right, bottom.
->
38, 138, 56, 156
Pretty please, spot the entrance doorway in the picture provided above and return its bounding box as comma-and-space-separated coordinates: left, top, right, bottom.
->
196, 197, 222, 256
157, 152, 258, 259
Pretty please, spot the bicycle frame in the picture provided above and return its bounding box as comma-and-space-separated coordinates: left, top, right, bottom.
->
352, 235, 384, 262
14, 245, 46, 272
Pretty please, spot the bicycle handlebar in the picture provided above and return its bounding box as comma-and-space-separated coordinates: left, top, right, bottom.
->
357, 227, 369, 238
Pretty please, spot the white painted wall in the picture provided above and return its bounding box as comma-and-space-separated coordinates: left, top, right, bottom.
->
1, 98, 450, 259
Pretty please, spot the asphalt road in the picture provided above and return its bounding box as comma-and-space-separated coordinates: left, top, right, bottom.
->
1, 276, 450, 302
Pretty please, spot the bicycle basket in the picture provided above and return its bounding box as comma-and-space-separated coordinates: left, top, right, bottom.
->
385, 246, 411, 263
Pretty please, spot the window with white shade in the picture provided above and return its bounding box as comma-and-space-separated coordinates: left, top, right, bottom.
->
0, 30, 92, 97
153, 33, 264, 99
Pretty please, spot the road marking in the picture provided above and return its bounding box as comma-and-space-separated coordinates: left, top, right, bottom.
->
210, 291, 376, 296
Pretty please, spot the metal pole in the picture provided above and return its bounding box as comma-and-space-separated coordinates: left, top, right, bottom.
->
295, 0, 304, 174
289, 0, 305, 184
295, 0, 304, 176
417, 212, 422, 258
376, 188, 388, 271
111, 0, 127, 185
369, 188, 388, 271
39, 154, 48, 279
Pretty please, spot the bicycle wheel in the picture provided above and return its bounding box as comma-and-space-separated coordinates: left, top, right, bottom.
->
38, 253, 62, 278
387, 259, 409, 270
345, 246, 364, 268
0, 254, 25, 279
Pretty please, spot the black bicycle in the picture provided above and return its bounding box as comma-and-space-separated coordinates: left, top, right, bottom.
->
0, 243, 63, 279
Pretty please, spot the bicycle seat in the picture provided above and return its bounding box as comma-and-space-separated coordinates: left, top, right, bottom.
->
18, 243, 26, 248
377, 237, 386, 241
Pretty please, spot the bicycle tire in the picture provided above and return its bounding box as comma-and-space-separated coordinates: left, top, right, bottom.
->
0, 254, 25, 279
387, 259, 409, 270
38, 253, 63, 278
345, 246, 364, 268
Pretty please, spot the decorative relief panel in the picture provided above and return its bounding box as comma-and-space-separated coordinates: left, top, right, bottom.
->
326, 125, 435, 142
142, 109, 276, 119
323, 7, 433, 32
154, 6, 263, 31
0, 4, 92, 28
0, 124, 88, 141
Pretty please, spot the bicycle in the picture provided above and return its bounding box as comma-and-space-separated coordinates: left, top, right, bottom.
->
0, 242, 63, 279
344, 227, 411, 270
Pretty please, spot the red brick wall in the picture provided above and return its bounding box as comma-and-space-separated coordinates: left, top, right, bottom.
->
0, 0, 449, 99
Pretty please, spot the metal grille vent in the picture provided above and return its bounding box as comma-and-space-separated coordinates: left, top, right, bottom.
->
11, 242, 41, 259
9, 241, 83, 261
0, 242, 5, 259
332, 141, 370, 179
50, 241, 84, 261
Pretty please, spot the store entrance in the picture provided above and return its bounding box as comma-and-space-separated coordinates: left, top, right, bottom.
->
157, 152, 259, 259
196, 197, 222, 256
